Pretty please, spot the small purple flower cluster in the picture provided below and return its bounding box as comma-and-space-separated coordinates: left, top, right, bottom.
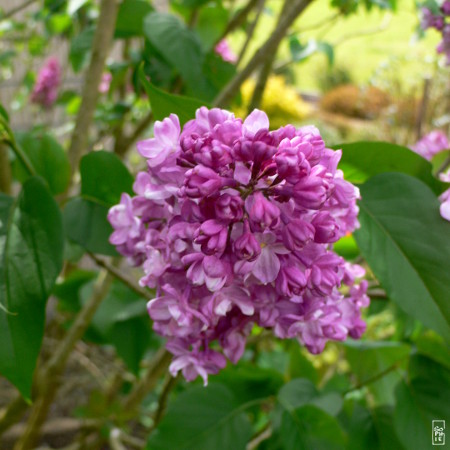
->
30, 57, 61, 108
214, 39, 238, 64
108, 107, 369, 384
421, 1, 450, 65
412, 130, 450, 222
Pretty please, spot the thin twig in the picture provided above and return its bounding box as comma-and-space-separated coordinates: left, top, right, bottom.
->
151, 374, 179, 429
122, 347, 172, 414
217, 0, 260, 45
247, 0, 291, 113
88, 252, 151, 299
0, 0, 38, 21
113, 112, 154, 157
213, 0, 315, 108
237, 0, 266, 65
67, 0, 119, 178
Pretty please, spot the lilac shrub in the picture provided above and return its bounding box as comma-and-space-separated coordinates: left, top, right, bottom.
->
421, 1, 450, 64
30, 57, 61, 107
108, 107, 369, 384
214, 39, 238, 64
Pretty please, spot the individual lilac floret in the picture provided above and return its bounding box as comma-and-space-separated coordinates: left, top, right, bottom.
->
31, 57, 61, 108
214, 39, 238, 64
108, 107, 368, 385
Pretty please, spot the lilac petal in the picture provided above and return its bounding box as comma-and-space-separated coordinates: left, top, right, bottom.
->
253, 247, 280, 283
243, 109, 269, 137
234, 161, 252, 185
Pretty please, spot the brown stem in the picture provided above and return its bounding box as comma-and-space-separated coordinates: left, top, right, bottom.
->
416, 77, 431, 141
1, 0, 38, 21
122, 347, 172, 415
217, 0, 260, 45
113, 112, 154, 156
247, 0, 291, 113
213, 0, 314, 108
13, 271, 113, 450
88, 252, 151, 298
67, 0, 119, 178
0, 395, 28, 437
151, 374, 179, 429
237, 0, 266, 65
0, 142, 12, 194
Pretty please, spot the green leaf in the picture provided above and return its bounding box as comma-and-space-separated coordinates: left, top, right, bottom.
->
143, 12, 208, 97
139, 68, 207, 126
394, 355, 450, 450
0, 178, 64, 399
70, 26, 95, 72
147, 383, 253, 450
63, 197, 117, 256
354, 173, 450, 341
289, 37, 334, 66
344, 341, 410, 404
280, 405, 346, 450
115, 0, 153, 38
80, 151, 133, 205
278, 378, 343, 417
214, 363, 284, 404
14, 132, 71, 194
336, 141, 441, 193
340, 401, 405, 450
195, 5, 229, 51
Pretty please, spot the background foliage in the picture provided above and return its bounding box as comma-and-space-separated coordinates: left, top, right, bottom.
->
0, 0, 449, 449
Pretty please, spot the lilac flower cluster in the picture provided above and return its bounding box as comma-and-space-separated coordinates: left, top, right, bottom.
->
108, 107, 369, 384
30, 57, 61, 108
421, 1, 450, 65
412, 130, 450, 222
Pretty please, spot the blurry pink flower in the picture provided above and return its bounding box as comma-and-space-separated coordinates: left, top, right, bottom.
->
214, 39, 237, 63
31, 57, 61, 108
412, 130, 449, 161
99, 72, 112, 93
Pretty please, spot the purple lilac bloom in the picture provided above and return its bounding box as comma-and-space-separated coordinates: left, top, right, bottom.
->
31, 57, 61, 108
412, 130, 449, 160
411, 130, 450, 222
214, 39, 238, 64
420, 6, 450, 64
108, 107, 369, 384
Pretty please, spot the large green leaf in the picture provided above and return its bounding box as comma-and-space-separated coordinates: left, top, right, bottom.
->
195, 5, 229, 51
340, 401, 405, 450
143, 12, 209, 98
147, 383, 253, 450
394, 355, 450, 450
80, 151, 133, 206
336, 141, 441, 193
63, 197, 117, 256
354, 173, 450, 341
14, 132, 71, 194
278, 378, 343, 417
0, 177, 64, 399
69, 26, 95, 72
139, 68, 207, 126
344, 341, 410, 404
115, 0, 153, 38
280, 405, 346, 450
